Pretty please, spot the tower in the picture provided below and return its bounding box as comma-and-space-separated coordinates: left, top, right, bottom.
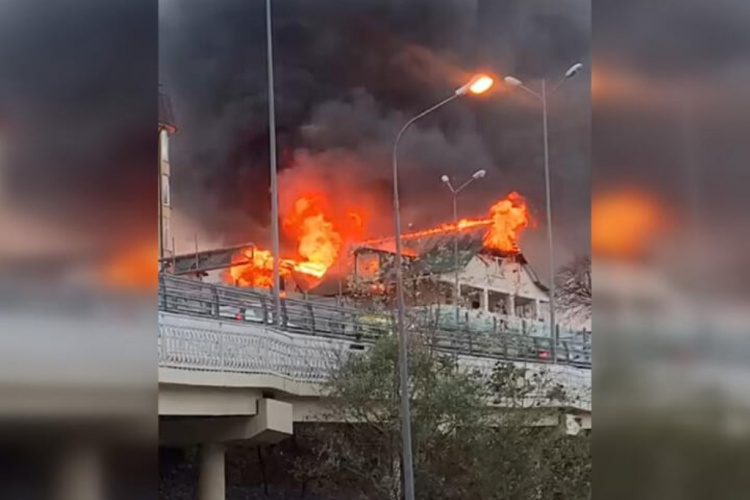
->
158, 85, 178, 259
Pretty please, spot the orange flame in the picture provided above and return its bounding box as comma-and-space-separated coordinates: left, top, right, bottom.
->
482, 191, 530, 253
391, 218, 493, 242
225, 193, 364, 289
283, 196, 343, 274
226, 191, 532, 289
227, 248, 287, 288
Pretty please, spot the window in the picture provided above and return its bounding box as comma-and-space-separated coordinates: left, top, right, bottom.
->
161, 174, 170, 206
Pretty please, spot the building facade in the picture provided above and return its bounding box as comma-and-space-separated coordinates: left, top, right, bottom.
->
344, 229, 581, 338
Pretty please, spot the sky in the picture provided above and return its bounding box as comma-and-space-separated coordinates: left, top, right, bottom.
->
0, 0, 745, 286
158, 0, 592, 276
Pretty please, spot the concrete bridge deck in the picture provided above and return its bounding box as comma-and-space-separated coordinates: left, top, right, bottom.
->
157, 275, 591, 499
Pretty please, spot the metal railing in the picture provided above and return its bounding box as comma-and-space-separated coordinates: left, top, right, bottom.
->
158, 312, 591, 410
159, 313, 341, 382
158, 274, 591, 368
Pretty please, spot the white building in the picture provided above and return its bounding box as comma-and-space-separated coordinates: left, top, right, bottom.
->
344, 228, 586, 337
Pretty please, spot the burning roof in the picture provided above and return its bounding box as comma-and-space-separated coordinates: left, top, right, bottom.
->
224, 191, 533, 291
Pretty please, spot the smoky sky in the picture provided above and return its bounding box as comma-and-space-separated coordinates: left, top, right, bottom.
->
0, 0, 157, 250
159, 0, 591, 272
593, 0, 750, 296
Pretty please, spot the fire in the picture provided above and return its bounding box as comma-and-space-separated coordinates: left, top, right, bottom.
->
227, 248, 284, 288
226, 191, 532, 289
360, 191, 531, 254
391, 218, 493, 242
284, 196, 342, 273
482, 191, 530, 253
226, 193, 361, 288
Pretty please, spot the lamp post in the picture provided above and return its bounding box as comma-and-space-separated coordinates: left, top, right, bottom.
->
265, 0, 281, 325
440, 169, 487, 331
504, 62, 583, 362
392, 74, 494, 500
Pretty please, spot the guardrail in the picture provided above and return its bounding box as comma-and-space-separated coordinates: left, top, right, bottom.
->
158, 274, 591, 368
159, 312, 340, 382
158, 312, 591, 410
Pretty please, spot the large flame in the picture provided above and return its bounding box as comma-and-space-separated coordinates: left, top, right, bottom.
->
227, 248, 285, 288
283, 196, 343, 275
482, 191, 530, 253
226, 193, 365, 288
225, 191, 532, 290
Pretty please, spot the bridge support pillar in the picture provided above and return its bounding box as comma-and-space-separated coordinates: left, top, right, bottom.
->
198, 443, 225, 500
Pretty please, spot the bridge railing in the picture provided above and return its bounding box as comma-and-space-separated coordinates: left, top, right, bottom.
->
158, 312, 591, 410
158, 274, 591, 368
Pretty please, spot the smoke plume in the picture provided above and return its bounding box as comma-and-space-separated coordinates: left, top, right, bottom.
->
159, 0, 591, 275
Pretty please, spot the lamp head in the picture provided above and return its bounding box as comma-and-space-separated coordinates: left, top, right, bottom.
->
504, 76, 523, 87
565, 63, 583, 79
440, 175, 450, 184
455, 74, 495, 96
472, 169, 487, 179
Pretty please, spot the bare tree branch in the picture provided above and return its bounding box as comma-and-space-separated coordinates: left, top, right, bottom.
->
555, 255, 592, 324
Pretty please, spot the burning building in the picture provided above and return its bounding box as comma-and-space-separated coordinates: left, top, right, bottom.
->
346, 192, 551, 323
351, 229, 550, 321
220, 190, 556, 330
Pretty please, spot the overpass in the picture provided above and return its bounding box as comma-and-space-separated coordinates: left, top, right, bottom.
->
157, 274, 591, 499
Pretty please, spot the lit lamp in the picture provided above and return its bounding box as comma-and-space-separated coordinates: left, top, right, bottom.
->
503, 62, 584, 362
391, 72, 494, 500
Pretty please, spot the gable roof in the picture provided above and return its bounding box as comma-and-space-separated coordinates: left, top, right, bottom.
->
349, 227, 548, 289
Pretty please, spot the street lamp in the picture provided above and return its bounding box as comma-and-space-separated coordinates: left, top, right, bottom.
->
440, 169, 487, 332
503, 62, 583, 362
392, 73, 494, 500
265, 0, 282, 326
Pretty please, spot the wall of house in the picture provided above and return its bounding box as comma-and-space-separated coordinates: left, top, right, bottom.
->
425, 255, 550, 324
451, 255, 549, 302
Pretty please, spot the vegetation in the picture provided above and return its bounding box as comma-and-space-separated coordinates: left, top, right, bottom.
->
292, 336, 591, 500
555, 255, 592, 324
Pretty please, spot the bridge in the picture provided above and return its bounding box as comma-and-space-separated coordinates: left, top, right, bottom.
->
157, 274, 591, 500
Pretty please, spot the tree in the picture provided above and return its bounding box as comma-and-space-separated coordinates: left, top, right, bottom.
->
292, 336, 591, 500
555, 255, 592, 324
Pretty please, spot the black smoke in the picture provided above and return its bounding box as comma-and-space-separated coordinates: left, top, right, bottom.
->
593, 0, 750, 293
0, 0, 157, 250
159, 0, 591, 274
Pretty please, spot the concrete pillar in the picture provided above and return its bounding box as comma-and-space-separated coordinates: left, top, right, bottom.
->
534, 299, 541, 319
199, 443, 225, 500
507, 294, 515, 317
482, 288, 489, 312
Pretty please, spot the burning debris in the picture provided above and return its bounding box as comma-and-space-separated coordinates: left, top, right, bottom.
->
224, 191, 532, 290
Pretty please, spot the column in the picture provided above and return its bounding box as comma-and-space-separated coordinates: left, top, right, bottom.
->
534, 299, 541, 320
482, 288, 489, 312
507, 294, 515, 317
199, 443, 225, 500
